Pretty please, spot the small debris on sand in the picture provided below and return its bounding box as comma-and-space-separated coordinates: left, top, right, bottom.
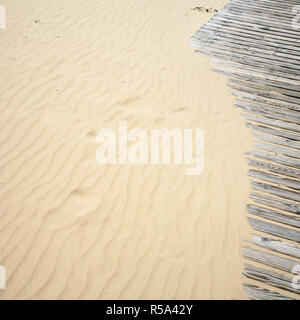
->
191, 7, 218, 13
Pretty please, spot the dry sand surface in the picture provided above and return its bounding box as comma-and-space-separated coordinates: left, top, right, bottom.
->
0, 0, 253, 299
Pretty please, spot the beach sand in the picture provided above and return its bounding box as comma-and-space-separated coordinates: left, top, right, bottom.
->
0, 0, 253, 299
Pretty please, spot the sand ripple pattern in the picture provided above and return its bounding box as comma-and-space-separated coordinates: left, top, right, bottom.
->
0, 0, 251, 299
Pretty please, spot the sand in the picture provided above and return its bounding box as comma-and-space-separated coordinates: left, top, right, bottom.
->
0, 0, 253, 299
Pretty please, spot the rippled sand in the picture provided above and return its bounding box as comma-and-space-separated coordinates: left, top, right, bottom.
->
0, 0, 253, 299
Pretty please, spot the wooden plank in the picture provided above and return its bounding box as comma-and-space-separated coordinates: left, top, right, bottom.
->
197, 47, 300, 81
247, 158, 300, 180
250, 192, 300, 215
217, 12, 300, 35
249, 170, 300, 191
234, 0, 300, 13
252, 234, 300, 259
242, 113, 300, 134
243, 264, 300, 295
247, 204, 300, 227
236, 99, 300, 119
192, 35, 300, 65
202, 21, 300, 48
252, 132, 300, 150
255, 142, 300, 160
247, 148, 300, 170
223, 63, 300, 88
228, 3, 297, 20
243, 246, 299, 273
248, 217, 300, 242
211, 14, 300, 40
231, 79, 300, 100
226, 7, 297, 26
198, 19, 300, 48
229, 83, 300, 105
200, 37, 300, 62
193, 46, 300, 83
246, 124, 300, 144
193, 27, 300, 56
251, 180, 300, 202
231, 90, 300, 113
197, 41, 300, 72
235, 100, 300, 125
244, 284, 295, 300
203, 19, 300, 44
231, 0, 300, 16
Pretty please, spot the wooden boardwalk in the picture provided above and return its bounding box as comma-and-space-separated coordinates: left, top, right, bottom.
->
191, 0, 300, 300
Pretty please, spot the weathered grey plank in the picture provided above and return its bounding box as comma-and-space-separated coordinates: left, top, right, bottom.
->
230, 0, 300, 17
247, 204, 300, 228
193, 28, 300, 57
248, 217, 300, 242
231, 79, 300, 99
203, 20, 300, 45
243, 113, 300, 134
243, 246, 299, 273
236, 99, 300, 120
208, 15, 300, 42
244, 284, 295, 300
251, 180, 300, 202
252, 234, 300, 259
247, 124, 300, 145
234, 0, 300, 13
197, 48, 300, 82
249, 170, 300, 191
232, 90, 300, 113
250, 192, 300, 215
255, 142, 300, 160
199, 42, 300, 73
230, 83, 300, 106
229, 2, 298, 20
243, 264, 300, 295
247, 149, 300, 169
201, 22, 300, 52
199, 37, 300, 63
235, 102, 300, 125
216, 12, 300, 35
252, 132, 300, 150
247, 158, 300, 180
